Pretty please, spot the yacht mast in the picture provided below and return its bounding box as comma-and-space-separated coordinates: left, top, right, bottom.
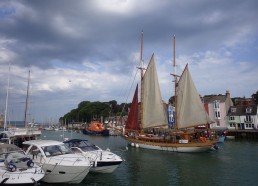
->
139, 31, 144, 130
24, 70, 31, 127
173, 35, 178, 129
4, 64, 10, 131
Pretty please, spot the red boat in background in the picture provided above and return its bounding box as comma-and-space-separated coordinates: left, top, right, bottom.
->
82, 121, 109, 136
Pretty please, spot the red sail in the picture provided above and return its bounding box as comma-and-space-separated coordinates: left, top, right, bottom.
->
126, 84, 139, 130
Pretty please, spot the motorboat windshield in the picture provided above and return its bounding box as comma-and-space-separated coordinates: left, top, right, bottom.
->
42, 144, 73, 157
64, 139, 99, 151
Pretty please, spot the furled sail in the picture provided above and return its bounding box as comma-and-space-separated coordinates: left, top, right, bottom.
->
176, 65, 212, 129
126, 84, 139, 130
142, 54, 168, 128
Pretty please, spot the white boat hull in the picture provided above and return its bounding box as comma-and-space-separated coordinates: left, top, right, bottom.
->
23, 140, 92, 184
35, 155, 91, 183
63, 139, 123, 174
84, 151, 123, 173
90, 164, 120, 173
41, 164, 90, 183
0, 165, 44, 185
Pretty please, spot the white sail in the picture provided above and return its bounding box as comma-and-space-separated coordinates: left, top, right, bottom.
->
142, 54, 168, 128
176, 65, 212, 129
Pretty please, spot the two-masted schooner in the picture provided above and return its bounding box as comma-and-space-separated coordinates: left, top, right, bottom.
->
123, 34, 217, 152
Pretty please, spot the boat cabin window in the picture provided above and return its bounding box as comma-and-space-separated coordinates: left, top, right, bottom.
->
42, 144, 72, 157
0, 133, 9, 144
70, 148, 81, 154
66, 140, 99, 151
22, 144, 31, 152
27, 145, 41, 156
0, 150, 25, 162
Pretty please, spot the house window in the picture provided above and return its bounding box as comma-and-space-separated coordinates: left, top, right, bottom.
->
231, 108, 236, 112
229, 123, 236, 127
246, 107, 252, 113
229, 116, 235, 121
245, 123, 254, 129
214, 101, 220, 109
215, 111, 221, 118
246, 115, 252, 122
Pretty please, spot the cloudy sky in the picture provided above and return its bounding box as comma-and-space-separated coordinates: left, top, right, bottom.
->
0, 0, 258, 124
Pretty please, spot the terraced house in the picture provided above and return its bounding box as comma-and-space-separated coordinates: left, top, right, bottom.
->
227, 105, 258, 130
203, 91, 233, 130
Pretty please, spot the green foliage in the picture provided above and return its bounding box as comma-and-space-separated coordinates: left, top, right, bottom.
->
59, 100, 130, 123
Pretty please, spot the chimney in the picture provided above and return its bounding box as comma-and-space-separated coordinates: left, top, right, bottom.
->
226, 90, 230, 98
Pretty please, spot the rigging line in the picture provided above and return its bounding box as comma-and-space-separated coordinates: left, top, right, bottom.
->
116, 63, 139, 105
119, 67, 140, 118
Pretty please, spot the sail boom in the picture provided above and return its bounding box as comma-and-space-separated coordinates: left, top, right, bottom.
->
142, 124, 168, 129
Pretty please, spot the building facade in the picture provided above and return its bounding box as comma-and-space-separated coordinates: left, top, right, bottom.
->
227, 105, 258, 130
203, 91, 233, 130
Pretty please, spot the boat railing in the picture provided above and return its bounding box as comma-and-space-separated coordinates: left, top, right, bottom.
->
42, 155, 90, 166
7, 127, 41, 136
69, 147, 98, 163
82, 151, 98, 161
0, 164, 44, 175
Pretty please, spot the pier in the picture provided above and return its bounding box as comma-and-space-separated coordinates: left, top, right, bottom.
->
227, 129, 258, 139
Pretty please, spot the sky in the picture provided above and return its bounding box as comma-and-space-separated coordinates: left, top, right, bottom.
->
0, 0, 258, 124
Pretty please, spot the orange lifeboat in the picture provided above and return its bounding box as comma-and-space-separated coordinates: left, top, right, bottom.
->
83, 120, 108, 135
88, 121, 105, 132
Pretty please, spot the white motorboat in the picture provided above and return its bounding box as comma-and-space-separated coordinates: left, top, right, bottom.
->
22, 140, 92, 184
0, 144, 45, 185
63, 139, 123, 173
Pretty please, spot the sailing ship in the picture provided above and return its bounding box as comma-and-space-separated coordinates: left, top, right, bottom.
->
123, 34, 217, 152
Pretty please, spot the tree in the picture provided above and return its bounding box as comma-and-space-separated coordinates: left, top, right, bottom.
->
60, 100, 131, 123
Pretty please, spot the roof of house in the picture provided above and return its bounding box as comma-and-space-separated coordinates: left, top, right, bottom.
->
203, 95, 227, 103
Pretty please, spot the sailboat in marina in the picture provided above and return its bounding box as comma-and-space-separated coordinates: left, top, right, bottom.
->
123, 34, 217, 152
0, 70, 41, 146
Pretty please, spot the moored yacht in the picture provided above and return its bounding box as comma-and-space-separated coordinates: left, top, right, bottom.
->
0, 144, 45, 185
22, 140, 92, 184
63, 139, 123, 173
0, 127, 41, 147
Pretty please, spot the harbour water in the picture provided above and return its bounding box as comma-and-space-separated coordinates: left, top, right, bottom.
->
40, 130, 258, 186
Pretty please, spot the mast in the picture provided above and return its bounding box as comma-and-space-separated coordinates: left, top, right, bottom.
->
4, 64, 10, 131
173, 35, 178, 129
139, 31, 144, 130
24, 70, 31, 127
